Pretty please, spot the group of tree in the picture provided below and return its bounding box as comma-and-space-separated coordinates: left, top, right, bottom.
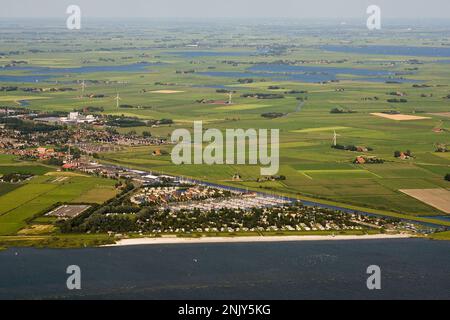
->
215, 89, 235, 94
105, 116, 147, 127
0, 86, 19, 92
119, 104, 136, 109
0, 173, 33, 183
382, 110, 401, 115
151, 118, 173, 125
285, 90, 308, 94
330, 107, 357, 114
261, 112, 285, 119
237, 78, 254, 84
0, 118, 61, 133
387, 98, 408, 103
256, 175, 286, 182
333, 144, 373, 152
241, 93, 284, 99
394, 150, 413, 158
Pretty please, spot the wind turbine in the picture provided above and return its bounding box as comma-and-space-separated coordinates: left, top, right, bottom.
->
79, 80, 86, 99
228, 91, 233, 105
297, 99, 306, 112
114, 91, 121, 109
332, 130, 341, 147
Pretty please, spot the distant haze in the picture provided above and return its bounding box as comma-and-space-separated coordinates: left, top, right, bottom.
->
0, 0, 450, 19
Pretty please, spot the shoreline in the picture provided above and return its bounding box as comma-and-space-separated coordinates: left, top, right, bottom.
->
105, 233, 413, 247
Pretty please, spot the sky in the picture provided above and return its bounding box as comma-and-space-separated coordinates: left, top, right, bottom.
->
0, 0, 450, 19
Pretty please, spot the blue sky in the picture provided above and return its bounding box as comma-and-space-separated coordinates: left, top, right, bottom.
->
1, 0, 449, 19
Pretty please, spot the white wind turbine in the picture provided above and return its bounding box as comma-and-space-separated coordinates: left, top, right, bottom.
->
80, 80, 86, 98
332, 130, 341, 147
114, 91, 121, 109
228, 91, 233, 104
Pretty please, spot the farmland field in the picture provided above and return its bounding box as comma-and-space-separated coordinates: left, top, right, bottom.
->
400, 189, 450, 214
299, 169, 378, 179
0, 183, 20, 197
0, 155, 19, 165
0, 171, 117, 235
0, 165, 53, 175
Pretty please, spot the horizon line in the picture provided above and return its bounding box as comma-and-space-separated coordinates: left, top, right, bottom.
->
1, 16, 450, 20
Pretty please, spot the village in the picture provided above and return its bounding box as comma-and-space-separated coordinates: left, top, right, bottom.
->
0, 107, 169, 163
67, 195, 407, 235
130, 185, 292, 212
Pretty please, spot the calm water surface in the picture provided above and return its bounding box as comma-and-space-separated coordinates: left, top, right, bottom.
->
199, 63, 421, 83
0, 63, 160, 82
0, 238, 449, 300
321, 45, 450, 57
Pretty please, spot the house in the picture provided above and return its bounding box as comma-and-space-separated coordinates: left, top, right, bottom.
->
68, 112, 79, 121
399, 152, 408, 160
36, 147, 48, 154
397, 151, 413, 160
62, 163, 77, 170
355, 156, 366, 164
356, 146, 369, 152
232, 173, 242, 181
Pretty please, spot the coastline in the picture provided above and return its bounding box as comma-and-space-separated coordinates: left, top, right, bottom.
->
105, 233, 413, 247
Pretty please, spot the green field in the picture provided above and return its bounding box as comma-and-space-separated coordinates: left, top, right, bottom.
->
0, 154, 19, 165
299, 169, 378, 179
0, 165, 53, 175
0, 172, 117, 235
0, 183, 20, 197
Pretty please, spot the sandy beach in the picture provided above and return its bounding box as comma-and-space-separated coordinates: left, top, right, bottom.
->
106, 234, 412, 247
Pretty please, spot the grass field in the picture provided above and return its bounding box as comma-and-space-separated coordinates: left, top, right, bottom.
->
215, 104, 272, 111
0, 96, 49, 102
0, 154, 20, 165
0, 183, 20, 196
299, 169, 378, 179
0, 173, 117, 235
0, 165, 53, 175
291, 126, 351, 133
